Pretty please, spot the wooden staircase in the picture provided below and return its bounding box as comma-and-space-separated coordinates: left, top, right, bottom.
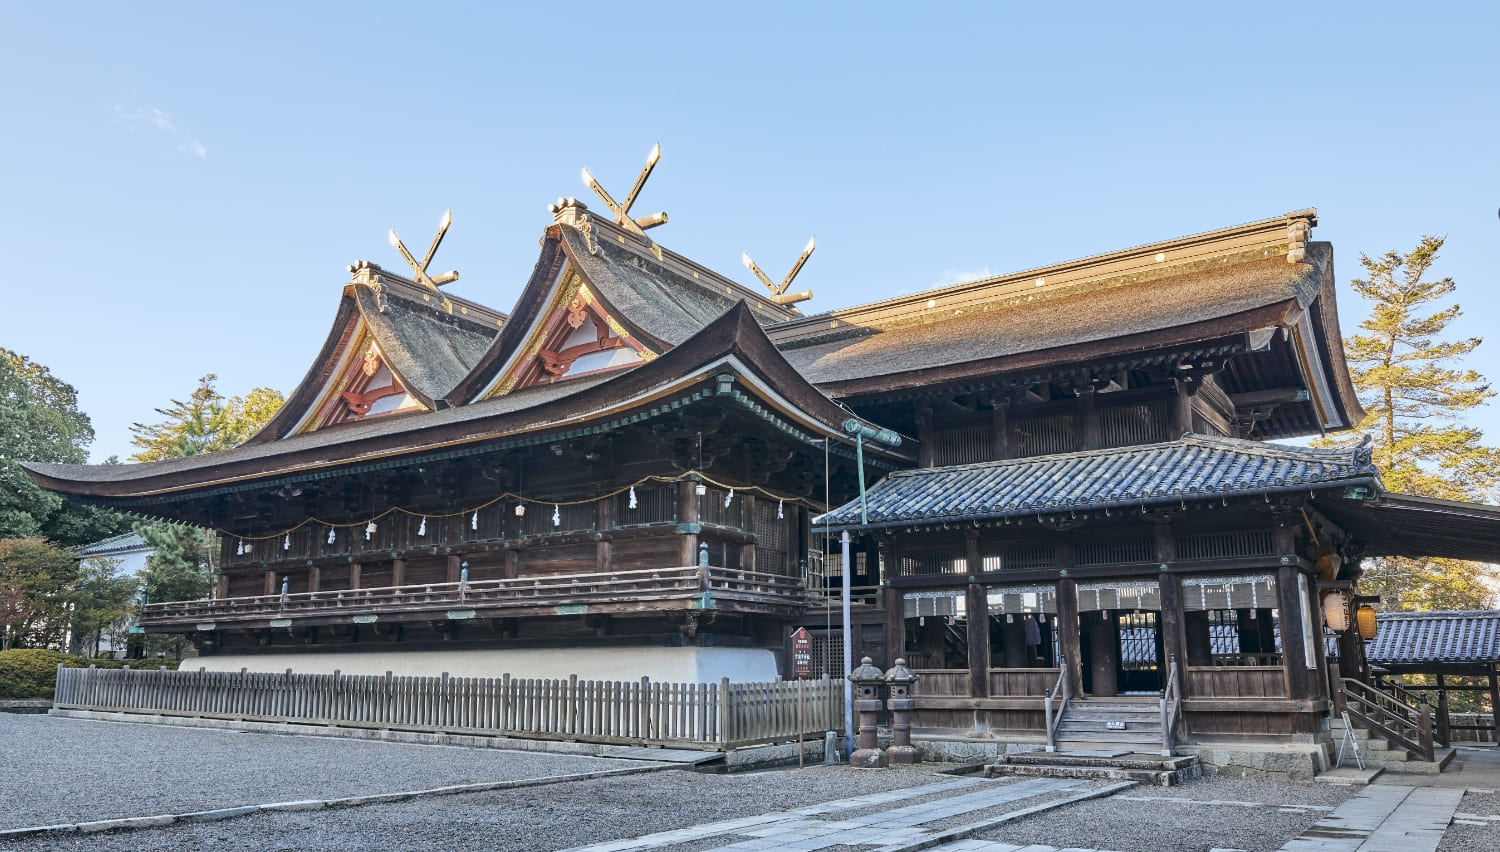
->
1054, 698, 1166, 750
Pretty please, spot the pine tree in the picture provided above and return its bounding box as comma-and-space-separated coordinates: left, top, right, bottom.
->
1329, 235, 1500, 610
129, 375, 284, 462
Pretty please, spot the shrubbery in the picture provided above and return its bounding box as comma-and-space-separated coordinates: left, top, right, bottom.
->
0, 649, 179, 699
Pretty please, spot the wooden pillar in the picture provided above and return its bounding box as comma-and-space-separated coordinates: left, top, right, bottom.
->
1087, 613, 1119, 696
446, 555, 461, 584
390, 558, 404, 588
263, 570, 275, 596
349, 562, 362, 590
1277, 563, 1313, 701
740, 495, 757, 572
1056, 540, 1082, 697
917, 406, 934, 467
215, 573, 229, 599
503, 549, 520, 580
991, 399, 1010, 461
883, 585, 905, 669
597, 490, 615, 574
1154, 523, 1189, 693
1170, 378, 1194, 436
966, 583, 990, 699
677, 482, 699, 566
307, 565, 321, 594
964, 532, 989, 697
1437, 674, 1451, 745
1076, 386, 1099, 451
1488, 667, 1499, 743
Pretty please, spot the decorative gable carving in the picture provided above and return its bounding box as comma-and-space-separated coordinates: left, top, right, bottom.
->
490, 273, 654, 397
302, 336, 428, 431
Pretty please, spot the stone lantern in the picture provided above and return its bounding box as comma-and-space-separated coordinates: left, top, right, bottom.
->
884, 658, 921, 764
847, 656, 887, 768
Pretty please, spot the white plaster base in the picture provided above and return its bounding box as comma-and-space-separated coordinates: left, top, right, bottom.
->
192, 646, 779, 683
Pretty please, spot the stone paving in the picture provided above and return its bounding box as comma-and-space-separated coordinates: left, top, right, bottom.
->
1278, 784, 1465, 852
563, 776, 1122, 852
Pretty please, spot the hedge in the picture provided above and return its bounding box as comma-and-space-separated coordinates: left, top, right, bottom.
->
0, 649, 179, 699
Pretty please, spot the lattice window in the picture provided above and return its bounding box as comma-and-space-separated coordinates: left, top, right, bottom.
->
931, 425, 993, 466
1099, 401, 1172, 448
1181, 574, 1277, 610
980, 543, 1056, 572
615, 483, 675, 526
1074, 537, 1155, 566
1174, 530, 1275, 561
809, 631, 844, 679
899, 550, 967, 576
753, 499, 790, 575
1013, 414, 1076, 458
1076, 580, 1162, 612
699, 487, 745, 529
521, 501, 595, 535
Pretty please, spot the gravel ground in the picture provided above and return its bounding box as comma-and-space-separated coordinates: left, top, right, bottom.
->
975, 776, 1353, 852
1439, 789, 1500, 852
0, 714, 644, 829
1, 764, 970, 852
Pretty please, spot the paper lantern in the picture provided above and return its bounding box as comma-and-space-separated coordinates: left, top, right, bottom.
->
1357, 605, 1378, 640
1322, 590, 1350, 632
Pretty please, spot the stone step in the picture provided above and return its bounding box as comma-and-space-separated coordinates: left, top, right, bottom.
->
1003, 751, 1198, 772
985, 760, 1199, 786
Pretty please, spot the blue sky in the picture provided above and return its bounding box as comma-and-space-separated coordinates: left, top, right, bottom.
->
1, 2, 1496, 463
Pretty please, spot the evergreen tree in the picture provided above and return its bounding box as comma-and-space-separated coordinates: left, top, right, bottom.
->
0, 349, 131, 547
1327, 236, 1500, 610
128, 375, 283, 462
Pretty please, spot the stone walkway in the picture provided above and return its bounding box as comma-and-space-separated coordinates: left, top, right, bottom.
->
564, 776, 1126, 852
1278, 784, 1465, 851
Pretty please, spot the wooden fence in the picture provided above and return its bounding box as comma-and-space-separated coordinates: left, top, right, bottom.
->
53, 666, 839, 751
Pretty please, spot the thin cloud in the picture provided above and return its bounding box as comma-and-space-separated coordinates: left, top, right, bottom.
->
114, 105, 208, 159
931, 266, 993, 287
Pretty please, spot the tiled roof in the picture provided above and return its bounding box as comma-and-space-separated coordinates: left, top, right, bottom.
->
75, 532, 149, 557
1367, 611, 1500, 668
815, 433, 1379, 530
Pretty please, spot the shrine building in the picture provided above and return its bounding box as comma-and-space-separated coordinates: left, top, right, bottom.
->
28, 156, 1500, 753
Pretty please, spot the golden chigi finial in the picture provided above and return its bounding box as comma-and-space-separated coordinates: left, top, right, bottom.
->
743, 237, 816, 306
389, 210, 460, 313
581, 144, 669, 241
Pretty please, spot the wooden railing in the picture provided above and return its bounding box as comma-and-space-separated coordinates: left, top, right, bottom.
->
911, 669, 968, 697
52, 666, 841, 751
989, 668, 1060, 698
1185, 666, 1287, 698
1044, 654, 1070, 752
1340, 678, 1435, 762
1160, 654, 1182, 757
142, 566, 806, 626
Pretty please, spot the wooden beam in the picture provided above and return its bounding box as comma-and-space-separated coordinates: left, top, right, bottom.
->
883, 585, 904, 669
1077, 386, 1099, 451
678, 482, 699, 566
1277, 562, 1313, 701
1055, 542, 1082, 698
1489, 667, 1499, 743
991, 399, 1010, 461
966, 582, 990, 700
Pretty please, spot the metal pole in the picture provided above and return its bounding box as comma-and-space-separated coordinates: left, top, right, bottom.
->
842, 530, 853, 758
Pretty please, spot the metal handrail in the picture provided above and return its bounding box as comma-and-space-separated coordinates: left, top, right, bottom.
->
1044, 654, 1069, 753
1160, 654, 1182, 757
1342, 678, 1435, 762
